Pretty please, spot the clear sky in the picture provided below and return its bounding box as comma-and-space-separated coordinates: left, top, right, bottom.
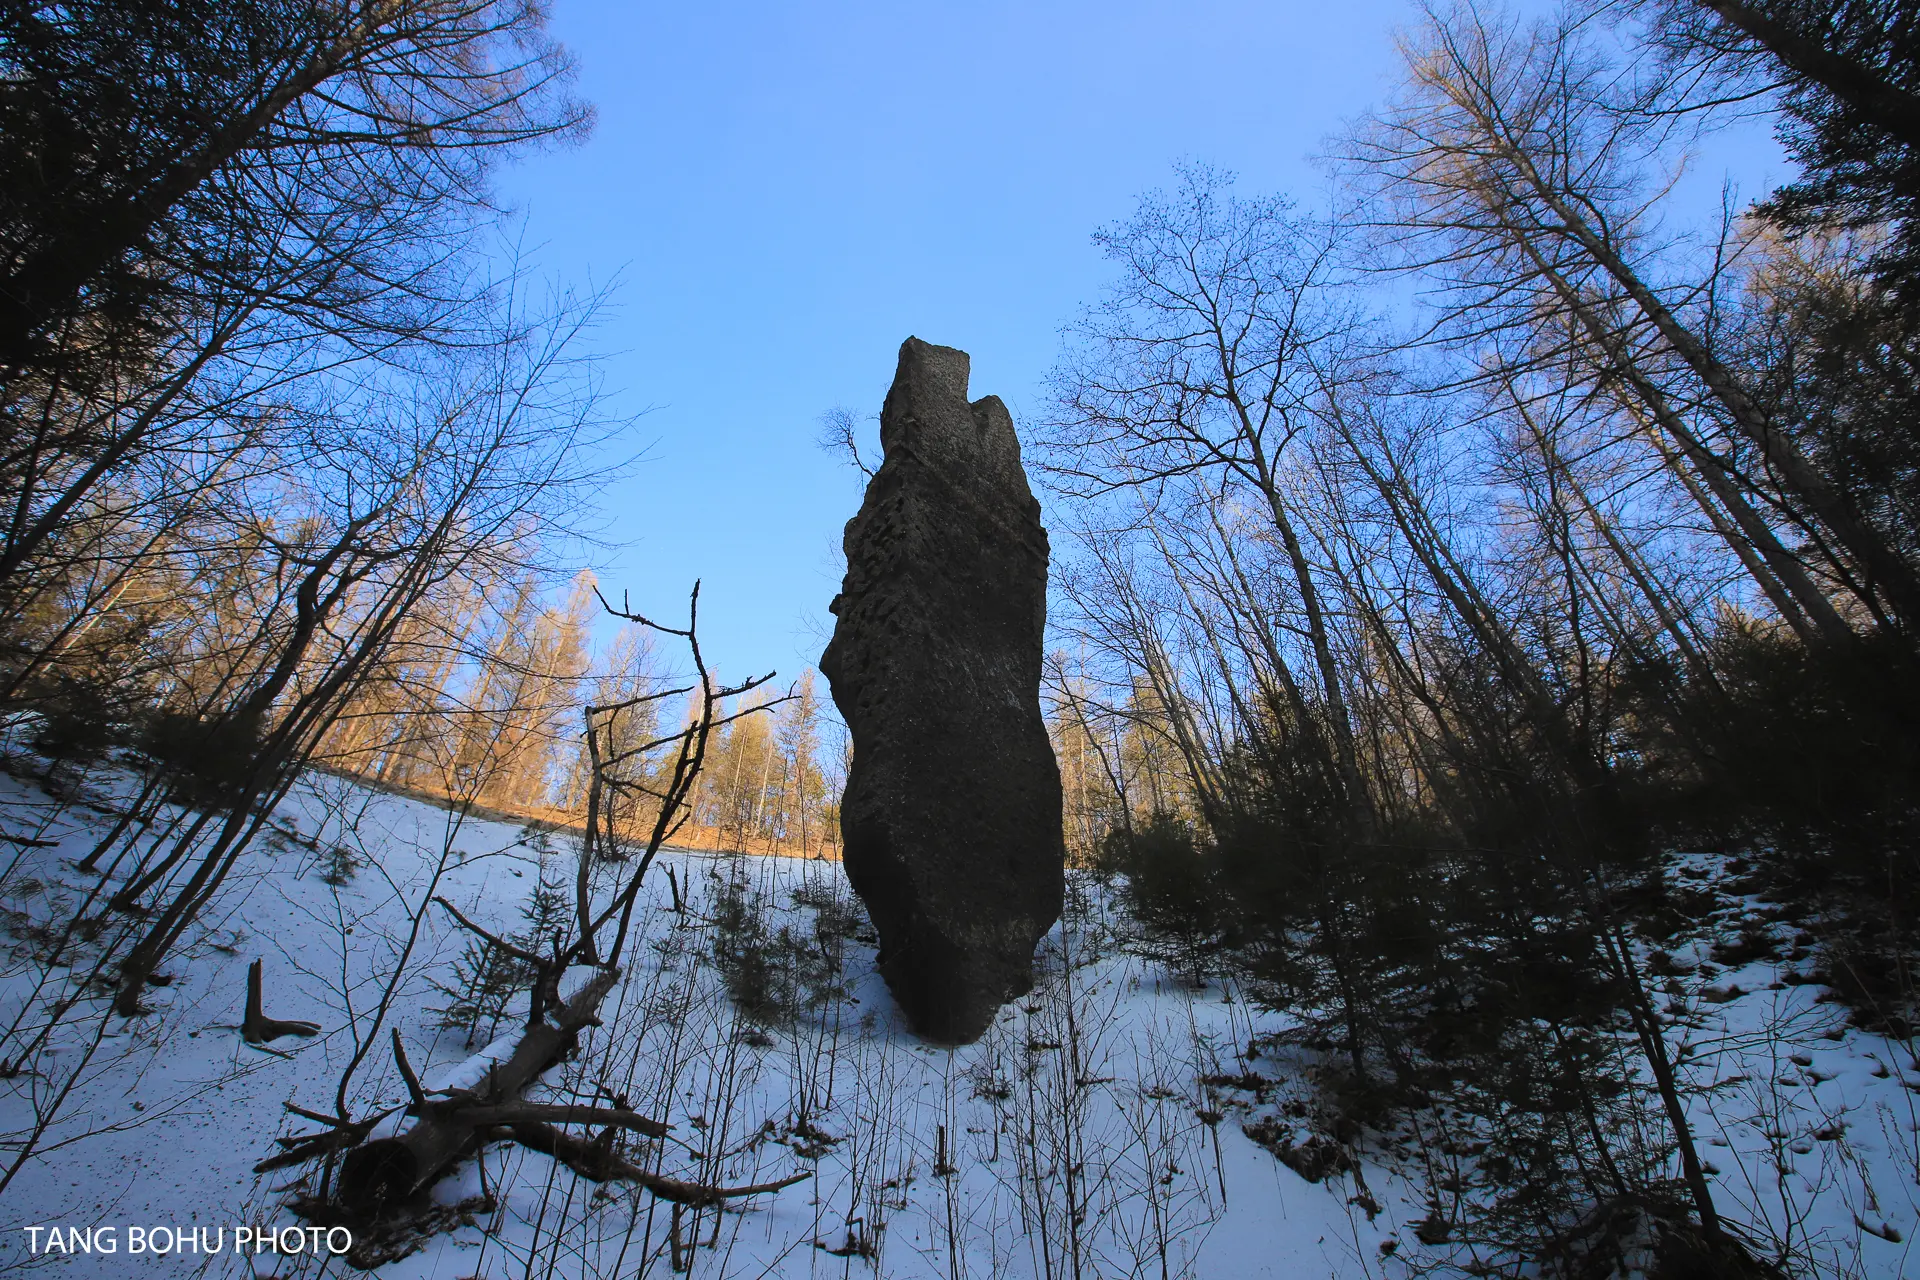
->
490, 0, 1417, 684
492, 0, 1781, 687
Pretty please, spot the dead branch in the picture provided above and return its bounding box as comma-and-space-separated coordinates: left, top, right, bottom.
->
255, 1105, 393, 1175
391, 1028, 426, 1109
430, 897, 548, 968
501, 1121, 809, 1204
447, 1103, 667, 1137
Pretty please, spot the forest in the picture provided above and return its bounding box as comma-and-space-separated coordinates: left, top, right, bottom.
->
1, 0, 1918, 1278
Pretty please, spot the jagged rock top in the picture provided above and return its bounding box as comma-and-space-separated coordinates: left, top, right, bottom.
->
875, 338, 1033, 506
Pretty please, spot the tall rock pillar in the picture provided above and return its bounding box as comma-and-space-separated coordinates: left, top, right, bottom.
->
820, 337, 1064, 1044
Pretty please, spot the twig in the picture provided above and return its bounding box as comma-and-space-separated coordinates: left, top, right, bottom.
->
391, 1029, 426, 1109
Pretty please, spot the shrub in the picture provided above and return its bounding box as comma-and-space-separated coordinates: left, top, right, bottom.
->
1096, 811, 1227, 987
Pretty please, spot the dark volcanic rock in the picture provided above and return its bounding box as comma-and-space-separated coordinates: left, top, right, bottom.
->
820, 337, 1064, 1044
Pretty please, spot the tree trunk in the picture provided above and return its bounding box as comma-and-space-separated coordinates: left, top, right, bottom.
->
1510, 230, 1856, 643
1695, 0, 1920, 150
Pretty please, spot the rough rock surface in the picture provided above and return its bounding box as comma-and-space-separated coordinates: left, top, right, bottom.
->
820, 337, 1064, 1044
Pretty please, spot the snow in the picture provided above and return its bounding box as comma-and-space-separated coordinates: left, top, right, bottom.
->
1625, 853, 1920, 1279
0, 767, 1911, 1278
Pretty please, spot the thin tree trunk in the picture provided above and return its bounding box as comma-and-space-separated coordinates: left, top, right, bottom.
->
1511, 230, 1855, 642
1488, 121, 1920, 626
1695, 0, 1920, 149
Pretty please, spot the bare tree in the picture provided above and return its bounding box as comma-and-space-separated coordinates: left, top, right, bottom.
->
1041, 165, 1374, 833
1347, 0, 1920, 631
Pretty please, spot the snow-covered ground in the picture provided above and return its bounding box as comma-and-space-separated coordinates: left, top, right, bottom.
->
0, 764, 1912, 1279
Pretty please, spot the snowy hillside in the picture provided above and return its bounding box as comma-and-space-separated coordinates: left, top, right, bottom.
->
0, 766, 1913, 1279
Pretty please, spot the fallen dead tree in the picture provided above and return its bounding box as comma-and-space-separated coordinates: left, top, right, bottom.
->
334, 969, 622, 1210
261, 583, 804, 1235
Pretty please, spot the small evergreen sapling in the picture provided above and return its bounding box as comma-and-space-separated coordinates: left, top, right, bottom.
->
432, 858, 573, 1047
709, 865, 864, 1032
321, 845, 359, 886
709, 868, 796, 1030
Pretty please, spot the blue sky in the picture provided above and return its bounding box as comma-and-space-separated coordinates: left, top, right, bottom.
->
492, 0, 1416, 682
493, 0, 1783, 686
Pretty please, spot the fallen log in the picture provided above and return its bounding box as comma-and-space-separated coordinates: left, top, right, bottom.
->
338, 967, 620, 1211
304, 594, 807, 1227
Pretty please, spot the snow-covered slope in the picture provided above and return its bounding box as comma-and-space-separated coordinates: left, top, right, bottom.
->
0, 767, 1911, 1279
